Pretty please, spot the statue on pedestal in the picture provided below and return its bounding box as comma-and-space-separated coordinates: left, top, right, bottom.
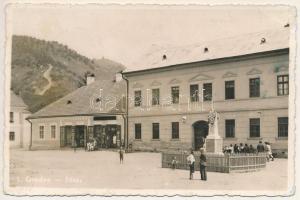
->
205, 108, 223, 154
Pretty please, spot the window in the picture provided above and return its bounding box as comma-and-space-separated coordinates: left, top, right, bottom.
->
277, 75, 289, 96
250, 118, 260, 138
152, 88, 160, 105
203, 83, 212, 101
134, 90, 142, 107
39, 126, 44, 139
278, 117, 288, 137
51, 125, 56, 139
171, 122, 179, 139
171, 86, 180, 104
225, 119, 235, 138
152, 123, 160, 139
10, 112, 14, 123
249, 78, 260, 97
9, 132, 15, 141
190, 84, 199, 102
135, 123, 141, 140
225, 80, 235, 99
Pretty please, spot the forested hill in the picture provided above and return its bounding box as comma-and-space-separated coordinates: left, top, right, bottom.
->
11, 35, 125, 113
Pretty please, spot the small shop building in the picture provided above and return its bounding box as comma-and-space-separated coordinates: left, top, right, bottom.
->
27, 76, 126, 150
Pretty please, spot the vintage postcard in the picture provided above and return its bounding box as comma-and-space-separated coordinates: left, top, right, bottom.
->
3, 3, 297, 196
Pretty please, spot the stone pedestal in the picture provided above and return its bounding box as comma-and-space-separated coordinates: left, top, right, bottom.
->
205, 138, 223, 154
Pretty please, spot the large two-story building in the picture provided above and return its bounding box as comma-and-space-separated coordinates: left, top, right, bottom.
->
123, 28, 290, 154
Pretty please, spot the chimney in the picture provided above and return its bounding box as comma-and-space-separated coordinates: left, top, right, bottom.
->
115, 72, 123, 82
86, 73, 95, 85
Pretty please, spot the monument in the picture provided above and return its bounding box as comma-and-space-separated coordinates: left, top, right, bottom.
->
205, 109, 223, 154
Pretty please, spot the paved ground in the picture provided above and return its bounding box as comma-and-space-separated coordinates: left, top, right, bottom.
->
9, 149, 288, 191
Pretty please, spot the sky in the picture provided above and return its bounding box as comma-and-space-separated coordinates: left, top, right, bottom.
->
8, 4, 292, 70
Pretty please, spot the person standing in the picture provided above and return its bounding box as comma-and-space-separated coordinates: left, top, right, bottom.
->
199, 148, 207, 181
257, 141, 265, 153
187, 150, 195, 180
265, 142, 274, 161
119, 146, 125, 164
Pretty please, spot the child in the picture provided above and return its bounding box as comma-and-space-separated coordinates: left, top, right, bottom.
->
171, 157, 178, 169
187, 150, 195, 180
119, 147, 125, 164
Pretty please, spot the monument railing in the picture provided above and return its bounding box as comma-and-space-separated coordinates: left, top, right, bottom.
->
161, 151, 267, 173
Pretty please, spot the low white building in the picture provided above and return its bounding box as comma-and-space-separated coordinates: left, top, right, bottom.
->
9, 91, 31, 149
27, 75, 126, 150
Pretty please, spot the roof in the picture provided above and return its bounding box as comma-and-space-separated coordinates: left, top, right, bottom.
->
29, 80, 126, 119
11, 91, 27, 108
125, 28, 290, 73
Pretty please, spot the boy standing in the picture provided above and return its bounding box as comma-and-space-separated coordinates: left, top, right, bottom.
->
187, 150, 195, 180
119, 147, 125, 164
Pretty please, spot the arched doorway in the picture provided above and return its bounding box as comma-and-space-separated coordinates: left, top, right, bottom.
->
193, 120, 209, 150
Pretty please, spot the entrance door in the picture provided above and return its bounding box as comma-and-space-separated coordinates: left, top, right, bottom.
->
193, 121, 208, 151
75, 125, 85, 147
65, 126, 72, 146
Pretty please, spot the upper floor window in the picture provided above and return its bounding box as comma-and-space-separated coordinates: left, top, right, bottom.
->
134, 90, 142, 107
135, 123, 142, 140
152, 123, 160, 139
277, 75, 289, 96
203, 83, 212, 101
171, 86, 180, 104
190, 84, 199, 102
249, 118, 260, 138
249, 78, 260, 97
9, 132, 15, 141
51, 125, 56, 139
152, 88, 160, 106
171, 122, 179, 139
225, 80, 235, 100
39, 126, 45, 139
10, 112, 14, 123
225, 119, 235, 138
278, 117, 288, 138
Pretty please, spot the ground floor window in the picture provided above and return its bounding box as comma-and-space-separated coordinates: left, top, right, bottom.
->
249, 118, 260, 138
51, 125, 56, 139
9, 132, 15, 141
152, 123, 160, 139
39, 126, 44, 139
171, 122, 179, 139
225, 119, 235, 138
135, 123, 141, 139
278, 117, 288, 137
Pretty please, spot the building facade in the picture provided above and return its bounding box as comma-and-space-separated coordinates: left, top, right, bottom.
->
27, 77, 126, 150
9, 91, 31, 149
123, 29, 290, 154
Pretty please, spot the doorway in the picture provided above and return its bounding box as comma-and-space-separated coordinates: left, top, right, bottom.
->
193, 120, 209, 151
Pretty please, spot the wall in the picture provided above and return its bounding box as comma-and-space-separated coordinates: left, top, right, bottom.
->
9, 106, 31, 149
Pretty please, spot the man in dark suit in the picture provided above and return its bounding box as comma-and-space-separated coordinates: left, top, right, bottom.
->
199, 148, 207, 181
257, 141, 265, 153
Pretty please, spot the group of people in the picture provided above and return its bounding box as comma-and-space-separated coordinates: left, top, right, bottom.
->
186, 149, 207, 181
223, 141, 274, 161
